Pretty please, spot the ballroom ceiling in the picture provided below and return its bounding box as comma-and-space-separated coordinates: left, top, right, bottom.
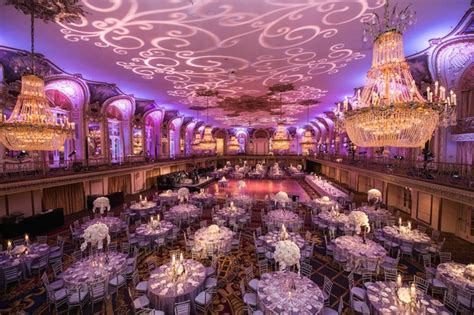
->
0, 0, 470, 127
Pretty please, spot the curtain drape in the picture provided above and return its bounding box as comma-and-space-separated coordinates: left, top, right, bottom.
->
108, 174, 131, 194
42, 183, 85, 215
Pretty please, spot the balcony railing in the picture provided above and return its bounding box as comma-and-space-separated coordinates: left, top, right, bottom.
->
311, 154, 473, 190
0, 153, 217, 183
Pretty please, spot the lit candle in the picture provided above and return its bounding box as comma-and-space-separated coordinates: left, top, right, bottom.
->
7, 240, 12, 250
408, 221, 411, 230
399, 217, 402, 226
343, 96, 348, 110
410, 283, 416, 298
397, 274, 402, 287
24, 233, 29, 243
157, 214, 160, 222
453, 94, 456, 106
434, 81, 439, 96
139, 194, 142, 201
179, 252, 184, 263
172, 254, 176, 265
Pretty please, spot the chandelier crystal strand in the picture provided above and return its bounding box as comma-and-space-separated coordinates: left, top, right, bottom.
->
0, 4, 74, 151
339, 1, 456, 148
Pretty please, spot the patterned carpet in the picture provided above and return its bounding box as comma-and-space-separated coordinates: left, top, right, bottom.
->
0, 180, 428, 315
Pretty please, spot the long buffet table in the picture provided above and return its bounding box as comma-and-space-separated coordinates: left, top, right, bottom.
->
304, 175, 349, 200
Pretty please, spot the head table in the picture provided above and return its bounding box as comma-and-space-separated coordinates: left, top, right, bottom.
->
260, 231, 306, 249
266, 210, 303, 230
63, 252, 128, 287
436, 262, 474, 292
257, 271, 324, 314
382, 226, 431, 246
135, 221, 175, 241
148, 259, 206, 314
0, 243, 50, 277
194, 225, 234, 255
367, 281, 450, 315
334, 235, 386, 273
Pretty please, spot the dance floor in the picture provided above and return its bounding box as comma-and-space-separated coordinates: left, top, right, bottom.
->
206, 179, 311, 202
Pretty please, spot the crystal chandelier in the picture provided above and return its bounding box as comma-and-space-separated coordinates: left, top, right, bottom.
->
0, 2, 78, 151
269, 83, 294, 151
272, 122, 290, 151
227, 135, 240, 153
198, 125, 216, 151
192, 132, 202, 151
337, 1, 456, 148
194, 88, 217, 152
300, 130, 316, 154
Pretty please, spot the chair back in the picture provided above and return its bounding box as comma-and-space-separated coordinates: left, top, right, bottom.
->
337, 296, 344, 314
323, 276, 333, 295
439, 252, 451, 264
413, 276, 429, 294
174, 300, 191, 315
52, 261, 63, 278
443, 291, 459, 314
384, 268, 398, 282
348, 271, 354, 288
72, 250, 82, 262
300, 261, 312, 278
89, 278, 107, 299
258, 259, 268, 275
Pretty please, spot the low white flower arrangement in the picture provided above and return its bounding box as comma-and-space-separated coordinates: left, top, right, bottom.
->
347, 211, 370, 234
220, 176, 227, 182
237, 180, 246, 189
321, 196, 330, 202
80, 222, 111, 252
274, 240, 301, 271
397, 287, 412, 304
464, 264, 474, 280
208, 224, 220, 234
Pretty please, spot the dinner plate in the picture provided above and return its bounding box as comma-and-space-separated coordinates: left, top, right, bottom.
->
427, 307, 436, 314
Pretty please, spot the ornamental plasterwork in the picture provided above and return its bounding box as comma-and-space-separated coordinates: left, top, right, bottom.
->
55, 0, 383, 126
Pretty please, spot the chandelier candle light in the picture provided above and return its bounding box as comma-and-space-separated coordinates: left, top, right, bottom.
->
336, 1, 456, 148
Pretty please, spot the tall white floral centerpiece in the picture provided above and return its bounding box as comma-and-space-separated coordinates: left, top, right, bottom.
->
347, 211, 370, 242
464, 264, 474, 281
275, 191, 290, 208
178, 187, 190, 203
237, 180, 246, 190
368, 188, 382, 208
80, 222, 111, 252
93, 196, 110, 215
274, 240, 301, 272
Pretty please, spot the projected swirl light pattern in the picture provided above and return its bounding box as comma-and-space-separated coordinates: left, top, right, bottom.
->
55, 0, 386, 126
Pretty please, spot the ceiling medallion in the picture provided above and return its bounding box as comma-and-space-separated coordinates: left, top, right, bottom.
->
0, 2, 77, 151
336, 1, 457, 148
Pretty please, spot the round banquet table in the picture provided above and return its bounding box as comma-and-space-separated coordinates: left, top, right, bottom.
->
190, 193, 214, 203
0, 243, 50, 277
436, 262, 474, 292
257, 271, 324, 314
216, 206, 246, 222
230, 195, 253, 208
366, 281, 450, 315
134, 221, 175, 241
260, 231, 306, 249
382, 226, 431, 246
168, 204, 200, 223
193, 226, 234, 254
358, 206, 391, 222
317, 211, 349, 228
129, 201, 157, 212
266, 210, 303, 230
148, 259, 206, 314
309, 197, 336, 211
157, 192, 179, 202
81, 217, 123, 231
63, 252, 127, 287
334, 235, 386, 273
